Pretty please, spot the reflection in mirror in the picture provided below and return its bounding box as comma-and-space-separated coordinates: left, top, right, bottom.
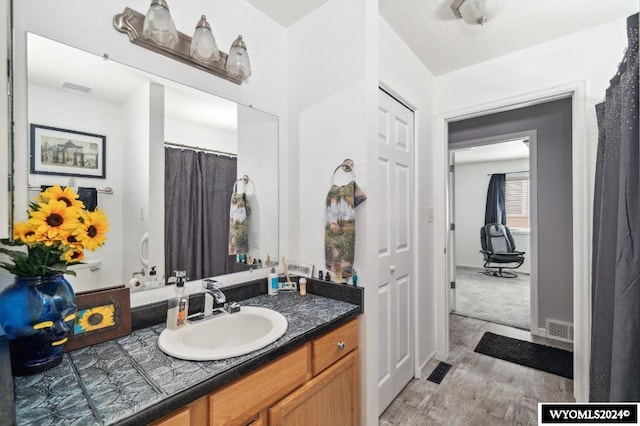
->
25, 33, 278, 292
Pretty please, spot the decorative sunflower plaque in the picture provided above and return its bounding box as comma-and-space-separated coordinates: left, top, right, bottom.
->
64, 285, 131, 352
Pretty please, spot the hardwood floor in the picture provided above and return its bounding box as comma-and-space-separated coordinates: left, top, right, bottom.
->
379, 314, 574, 426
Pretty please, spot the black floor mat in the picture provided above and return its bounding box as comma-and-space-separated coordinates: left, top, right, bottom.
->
474, 332, 573, 379
427, 361, 452, 384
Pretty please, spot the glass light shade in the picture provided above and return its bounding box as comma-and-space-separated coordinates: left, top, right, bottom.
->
225, 35, 251, 79
190, 15, 220, 62
456, 0, 507, 25
142, 0, 178, 47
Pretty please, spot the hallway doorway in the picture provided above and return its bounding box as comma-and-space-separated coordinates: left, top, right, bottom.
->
449, 138, 533, 331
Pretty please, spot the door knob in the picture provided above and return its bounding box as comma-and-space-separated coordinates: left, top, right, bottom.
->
390, 265, 396, 273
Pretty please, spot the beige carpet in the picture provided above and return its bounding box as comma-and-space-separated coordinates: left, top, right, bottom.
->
452, 266, 530, 330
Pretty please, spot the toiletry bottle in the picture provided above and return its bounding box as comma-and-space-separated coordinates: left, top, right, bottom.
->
299, 278, 307, 296
145, 266, 159, 289
268, 267, 279, 296
166, 271, 188, 330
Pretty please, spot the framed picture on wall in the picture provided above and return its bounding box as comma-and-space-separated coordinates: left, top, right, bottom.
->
30, 124, 106, 178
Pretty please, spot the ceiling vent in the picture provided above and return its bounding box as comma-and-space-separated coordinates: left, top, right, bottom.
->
62, 81, 92, 94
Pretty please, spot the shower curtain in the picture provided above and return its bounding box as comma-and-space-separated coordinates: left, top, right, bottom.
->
484, 173, 506, 225
590, 13, 639, 402
165, 147, 237, 281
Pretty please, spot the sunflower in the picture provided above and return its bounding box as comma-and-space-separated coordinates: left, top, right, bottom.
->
74, 208, 109, 251
13, 221, 39, 244
28, 199, 80, 240
39, 185, 85, 209
62, 248, 85, 263
75, 305, 115, 333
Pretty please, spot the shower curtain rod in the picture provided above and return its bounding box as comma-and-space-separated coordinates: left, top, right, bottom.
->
486, 170, 529, 176
164, 142, 237, 158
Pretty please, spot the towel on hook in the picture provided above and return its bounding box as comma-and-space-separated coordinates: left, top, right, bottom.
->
228, 192, 249, 255
324, 181, 367, 278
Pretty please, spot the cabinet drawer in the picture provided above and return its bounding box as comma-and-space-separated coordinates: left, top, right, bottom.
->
312, 319, 358, 376
210, 344, 309, 425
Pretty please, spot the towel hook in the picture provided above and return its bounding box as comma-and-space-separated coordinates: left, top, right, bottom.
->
331, 159, 355, 185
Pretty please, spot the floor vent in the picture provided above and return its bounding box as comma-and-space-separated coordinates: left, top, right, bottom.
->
546, 319, 574, 342
426, 361, 452, 384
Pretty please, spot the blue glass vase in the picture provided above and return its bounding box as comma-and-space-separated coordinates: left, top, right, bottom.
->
0, 274, 77, 376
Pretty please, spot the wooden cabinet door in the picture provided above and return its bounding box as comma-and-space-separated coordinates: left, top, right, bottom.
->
210, 345, 309, 426
269, 350, 358, 426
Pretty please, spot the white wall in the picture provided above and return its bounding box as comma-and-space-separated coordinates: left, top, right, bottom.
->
454, 158, 530, 273
378, 16, 437, 374
164, 117, 237, 154
237, 105, 279, 264
122, 83, 151, 285
287, 0, 377, 423
28, 84, 125, 286
436, 17, 629, 181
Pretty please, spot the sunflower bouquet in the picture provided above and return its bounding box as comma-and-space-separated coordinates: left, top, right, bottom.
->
0, 185, 109, 277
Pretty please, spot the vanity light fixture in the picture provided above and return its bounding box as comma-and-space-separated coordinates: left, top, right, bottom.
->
113, 2, 250, 84
451, 0, 507, 25
225, 36, 251, 79
190, 15, 220, 63
142, 0, 178, 47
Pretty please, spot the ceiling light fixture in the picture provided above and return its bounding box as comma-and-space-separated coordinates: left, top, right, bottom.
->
114, 2, 252, 84
451, 0, 507, 25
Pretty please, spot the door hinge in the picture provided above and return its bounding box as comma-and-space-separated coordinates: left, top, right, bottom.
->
450, 281, 456, 289
449, 223, 455, 231
449, 164, 455, 173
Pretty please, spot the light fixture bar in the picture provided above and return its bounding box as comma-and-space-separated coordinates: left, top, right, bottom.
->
113, 7, 243, 84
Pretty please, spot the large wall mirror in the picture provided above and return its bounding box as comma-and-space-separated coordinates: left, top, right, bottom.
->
23, 33, 279, 292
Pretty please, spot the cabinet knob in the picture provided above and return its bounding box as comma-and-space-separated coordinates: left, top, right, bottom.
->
337, 342, 346, 350
390, 265, 396, 273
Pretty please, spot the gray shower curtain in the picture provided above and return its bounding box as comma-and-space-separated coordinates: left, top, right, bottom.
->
484, 173, 506, 225
165, 147, 237, 281
590, 13, 639, 402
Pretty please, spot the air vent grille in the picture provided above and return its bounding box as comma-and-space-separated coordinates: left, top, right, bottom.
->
62, 81, 92, 94
546, 319, 574, 342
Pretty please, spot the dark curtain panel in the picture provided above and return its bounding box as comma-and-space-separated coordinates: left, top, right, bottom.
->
590, 13, 639, 402
165, 147, 237, 281
484, 173, 506, 225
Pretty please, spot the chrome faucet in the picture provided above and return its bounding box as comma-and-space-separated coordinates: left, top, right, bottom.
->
202, 279, 226, 317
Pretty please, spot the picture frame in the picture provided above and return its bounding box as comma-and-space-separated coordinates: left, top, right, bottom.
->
30, 124, 106, 178
64, 285, 131, 352
287, 261, 315, 278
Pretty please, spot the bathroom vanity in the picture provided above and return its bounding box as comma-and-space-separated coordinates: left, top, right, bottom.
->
7, 279, 363, 425
155, 319, 359, 426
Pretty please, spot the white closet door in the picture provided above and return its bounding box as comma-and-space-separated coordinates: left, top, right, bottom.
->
377, 88, 415, 414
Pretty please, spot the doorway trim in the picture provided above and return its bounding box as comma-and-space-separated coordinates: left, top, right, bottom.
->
434, 81, 589, 401
448, 130, 538, 334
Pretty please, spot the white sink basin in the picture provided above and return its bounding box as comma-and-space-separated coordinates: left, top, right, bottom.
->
158, 306, 288, 361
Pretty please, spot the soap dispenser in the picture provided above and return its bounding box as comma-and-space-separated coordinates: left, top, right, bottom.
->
145, 266, 159, 289
166, 271, 189, 330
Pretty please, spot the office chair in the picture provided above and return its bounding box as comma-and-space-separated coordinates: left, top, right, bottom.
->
479, 223, 525, 278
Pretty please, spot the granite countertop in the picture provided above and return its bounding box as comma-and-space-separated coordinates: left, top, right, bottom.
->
12, 290, 361, 426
